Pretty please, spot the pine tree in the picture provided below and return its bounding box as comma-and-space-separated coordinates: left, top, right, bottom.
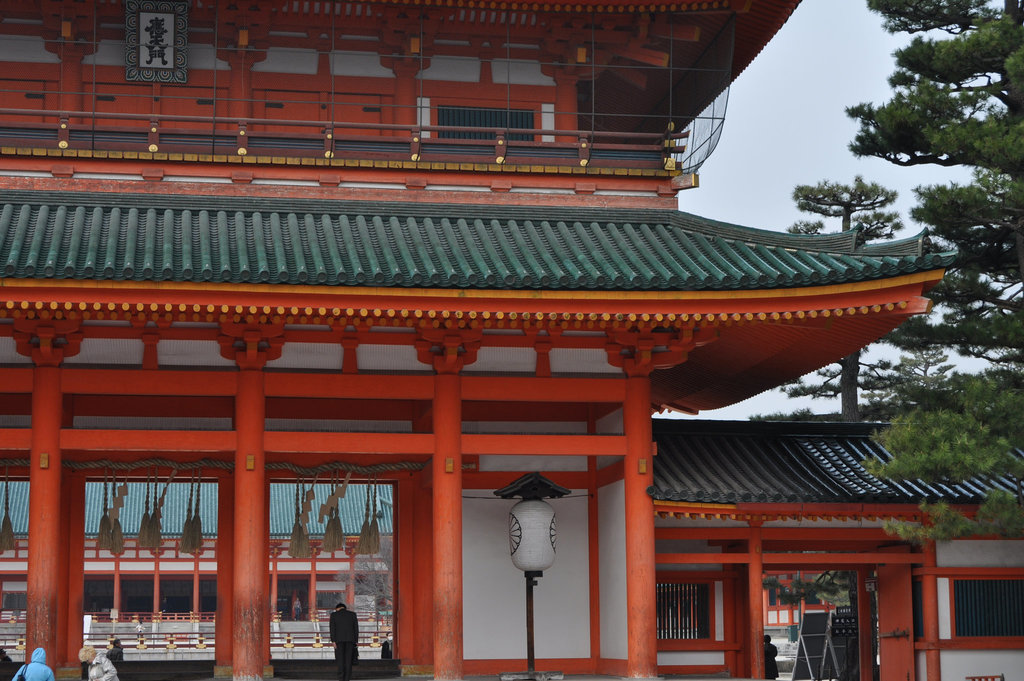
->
846, 0, 1024, 537
782, 177, 902, 421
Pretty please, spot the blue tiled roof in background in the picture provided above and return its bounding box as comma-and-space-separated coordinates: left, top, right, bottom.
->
650, 420, 1022, 505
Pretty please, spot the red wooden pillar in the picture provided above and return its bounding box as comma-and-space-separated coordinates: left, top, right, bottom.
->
747, 524, 765, 679
216, 475, 235, 669
233, 368, 268, 681
63, 471, 87, 669
395, 475, 416, 662
623, 374, 657, 678
412, 470, 433, 667
857, 567, 873, 681
921, 544, 940, 681
26, 362, 63, 659
877, 564, 914, 681
432, 369, 463, 680
392, 61, 420, 130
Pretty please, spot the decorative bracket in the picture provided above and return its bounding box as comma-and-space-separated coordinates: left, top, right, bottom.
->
217, 322, 285, 370
605, 326, 716, 377
415, 329, 482, 375
12, 319, 83, 367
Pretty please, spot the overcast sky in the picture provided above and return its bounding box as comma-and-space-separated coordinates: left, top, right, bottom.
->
665, 0, 967, 420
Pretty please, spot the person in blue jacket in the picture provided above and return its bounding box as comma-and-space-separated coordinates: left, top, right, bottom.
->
11, 647, 55, 681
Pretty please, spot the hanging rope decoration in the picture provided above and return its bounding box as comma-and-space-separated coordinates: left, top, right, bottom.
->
179, 469, 204, 555
108, 472, 127, 556
97, 470, 112, 551
145, 470, 175, 554
0, 466, 15, 553
139, 468, 153, 549
288, 478, 311, 559
320, 471, 349, 554
356, 475, 380, 556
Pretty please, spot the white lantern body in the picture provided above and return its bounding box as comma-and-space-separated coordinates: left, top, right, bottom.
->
508, 499, 556, 571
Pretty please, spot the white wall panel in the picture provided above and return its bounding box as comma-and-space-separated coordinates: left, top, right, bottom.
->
357, 344, 422, 372
158, 340, 235, 368
331, 51, 392, 78
463, 347, 535, 374
478, 455, 587, 472
656, 651, 724, 666
422, 56, 481, 82
267, 342, 343, 370
253, 47, 318, 74
936, 539, 1024, 567
937, 578, 951, 639
939, 649, 1024, 681
463, 492, 590, 660
64, 338, 143, 365
599, 480, 627, 660
0, 36, 59, 62
550, 348, 620, 375
491, 59, 555, 86
0, 337, 29, 364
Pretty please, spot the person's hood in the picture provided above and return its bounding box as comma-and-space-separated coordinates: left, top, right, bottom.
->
31, 647, 46, 664
93, 651, 108, 663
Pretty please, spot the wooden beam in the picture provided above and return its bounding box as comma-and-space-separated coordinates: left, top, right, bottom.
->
264, 431, 434, 455
462, 376, 625, 403
658, 552, 923, 565
61, 429, 236, 452
61, 369, 238, 396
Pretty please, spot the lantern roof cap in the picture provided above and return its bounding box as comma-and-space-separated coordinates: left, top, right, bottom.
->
494, 472, 571, 500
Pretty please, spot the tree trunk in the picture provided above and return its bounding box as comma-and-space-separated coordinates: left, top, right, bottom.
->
840, 350, 861, 421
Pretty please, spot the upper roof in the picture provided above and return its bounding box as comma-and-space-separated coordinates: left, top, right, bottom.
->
649, 419, 1022, 505
0, 191, 954, 292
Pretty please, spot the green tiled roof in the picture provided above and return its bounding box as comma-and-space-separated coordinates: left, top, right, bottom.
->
0, 191, 956, 292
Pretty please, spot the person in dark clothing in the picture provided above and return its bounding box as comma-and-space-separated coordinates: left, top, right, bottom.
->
105, 640, 123, 663
329, 602, 359, 681
0, 648, 11, 662
764, 634, 779, 680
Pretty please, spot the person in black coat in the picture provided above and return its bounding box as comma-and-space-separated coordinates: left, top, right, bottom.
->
764, 634, 779, 680
106, 640, 124, 663
329, 602, 359, 681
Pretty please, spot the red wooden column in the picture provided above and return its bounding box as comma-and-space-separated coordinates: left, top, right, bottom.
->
221, 325, 282, 680
419, 330, 478, 681
747, 523, 765, 679
63, 471, 87, 669
216, 475, 236, 670
432, 367, 463, 680
18, 321, 79, 660
876, 564, 914, 681
623, 373, 657, 678
233, 366, 268, 681
920, 544, 941, 681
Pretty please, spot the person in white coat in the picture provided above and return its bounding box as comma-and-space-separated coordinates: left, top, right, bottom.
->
78, 646, 119, 681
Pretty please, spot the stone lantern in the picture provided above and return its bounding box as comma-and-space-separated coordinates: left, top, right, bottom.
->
495, 472, 570, 681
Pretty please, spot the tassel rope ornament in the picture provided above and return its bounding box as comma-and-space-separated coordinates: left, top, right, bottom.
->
180, 470, 197, 555
322, 472, 344, 554
0, 467, 15, 552
138, 468, 153, 549
108, 472, 125, 556
97, 471, 112, 551
288, 478, 311, 559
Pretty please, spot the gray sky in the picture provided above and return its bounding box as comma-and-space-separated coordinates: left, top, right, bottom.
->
666, 0, 967, 420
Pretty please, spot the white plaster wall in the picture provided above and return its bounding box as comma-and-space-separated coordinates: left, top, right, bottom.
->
421, 56, 480, 82
939, 649, 1024, 681
656, 651, 724, 666
596, 409, 622, 435
598, 480, 627, 660
464, 347, 536, 374
937, 578, 951, 639
64, 338, 143, 366
490, 59, 555, 86
252, 47, 318, 74
463, 493, 590, 660
936, 539, 1024, 567
478, 455, 587, 472
0, 336, 30, 364
0, 35, 58, 62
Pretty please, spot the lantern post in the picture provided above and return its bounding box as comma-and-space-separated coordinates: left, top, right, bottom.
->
494, 472, 570, 681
